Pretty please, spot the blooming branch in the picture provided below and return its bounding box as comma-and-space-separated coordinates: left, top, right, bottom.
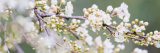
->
1, 0, 160, 53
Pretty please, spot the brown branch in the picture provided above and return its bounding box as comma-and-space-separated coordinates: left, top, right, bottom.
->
35, 8, 87, 20
34, 7, 51, 36
40, 13, 86, 20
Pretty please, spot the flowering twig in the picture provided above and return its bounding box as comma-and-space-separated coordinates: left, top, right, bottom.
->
34, 7, 51, 36
33, 6, 157, 47
41, 13, 86, 20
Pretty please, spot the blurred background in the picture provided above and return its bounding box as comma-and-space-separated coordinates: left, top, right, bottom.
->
71, 0, 160, 53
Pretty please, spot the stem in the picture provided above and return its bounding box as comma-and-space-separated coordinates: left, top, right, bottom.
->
34, 7, 51, 36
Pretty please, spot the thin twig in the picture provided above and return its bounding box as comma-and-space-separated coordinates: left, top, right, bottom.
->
38, 9, 87, 20
34, 7, 51, 36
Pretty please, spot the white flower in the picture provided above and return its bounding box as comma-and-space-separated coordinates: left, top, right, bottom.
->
16, 16, 35, 32
95, 36, 102, 47
81, 20, 89, 28
76, 27, 93, 46
76, 27, 88, 36
152, 31, 160, 40
103, 39, 114, 53
88, 14, 99, 32
133, 48, 148, 53
144, 22, 149, 26
65, 1, 73, 16
133, 25, 146, 32
117, 44, 125, 50
115, 32, 125, 43
155, 41, 160, 48
36, 31, 61, 53
107, 5, 113, 12
120, 2, 128, 11
91, 4, 98, 9
117, 22, 129, 33
0, 3, 5, 13
37, 30, 59, 48
39, 36, 55, 48
113, 2, 130, 22
115, 22, 129, 42
103, 14, 112, 25
85, 34, 93, 46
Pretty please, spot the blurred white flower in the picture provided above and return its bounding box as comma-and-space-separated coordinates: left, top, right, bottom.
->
38, 35, 56, 49
152, 31, 160, 40
76, 27, 93, 46
16, 16, 35, 32
113, 2, 130, 22
107, 5, 113, 12
115, 32, 125, 43
7, 0, 17, 9
102, 13, 112, 25
65, 1, 73, 16
81, 20, 89, 28
0, 0, 34, 12
155, 41, 160, 48
95, 36, 102, 47
85, 34, 93, 46
0, 3, 5, 13
117, 44, 125, 50
36, 30, 61, 53
133, 25, 146, 32
17, 0, 34, 11
115, 22, 129, 42
103, 39, 114, 53
76, 27, 88, 36
133, 48, 148, 53
91, 4, 98, 9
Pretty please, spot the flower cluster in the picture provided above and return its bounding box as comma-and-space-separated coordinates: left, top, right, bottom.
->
133, 48, 148, 53
83, 4, 112, 32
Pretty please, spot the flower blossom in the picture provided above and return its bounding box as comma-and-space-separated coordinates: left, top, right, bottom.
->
65, 1, 73, 16
152, 31, 160, 40
115, 22, 129, 42
103, 39, 114, 53
112, 2, 130, 22
83, 4, 112, 32
95, 36, 103, 47
16, 16, 35, 32
76, 27, 93, 46
107, 5, 113, 13
117, 44, 125, 50
155, 41, 160, 48
133, 48, 148, 53
133, 25, 146, 32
